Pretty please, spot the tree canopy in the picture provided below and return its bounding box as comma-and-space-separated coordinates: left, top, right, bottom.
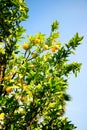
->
0, 0, 83, 130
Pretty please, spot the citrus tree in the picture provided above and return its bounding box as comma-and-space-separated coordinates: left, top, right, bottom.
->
0, 0, 83, 130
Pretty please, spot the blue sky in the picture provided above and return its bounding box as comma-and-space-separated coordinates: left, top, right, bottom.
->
23, 0, 87, 129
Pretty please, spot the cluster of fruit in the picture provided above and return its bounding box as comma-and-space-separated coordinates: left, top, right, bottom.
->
22, 38, 60, 53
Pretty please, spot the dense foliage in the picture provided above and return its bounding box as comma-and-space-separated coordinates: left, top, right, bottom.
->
0, 0, 83, 130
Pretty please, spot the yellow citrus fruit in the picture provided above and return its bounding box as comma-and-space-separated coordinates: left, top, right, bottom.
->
54, 45, 59, 49
20, 97, 26, 102
52, 47, 56, 52
34, 38, 40, 44
43, 45, 48, 50
6, 87, 12, 93
22, 43, 29, 50
52, 44, 60, 52
0, 113, 5, 119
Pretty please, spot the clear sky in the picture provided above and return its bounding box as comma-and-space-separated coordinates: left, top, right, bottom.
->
23, 0, 87, 129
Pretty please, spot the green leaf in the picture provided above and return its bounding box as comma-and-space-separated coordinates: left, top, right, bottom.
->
51, 20, 59, 32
